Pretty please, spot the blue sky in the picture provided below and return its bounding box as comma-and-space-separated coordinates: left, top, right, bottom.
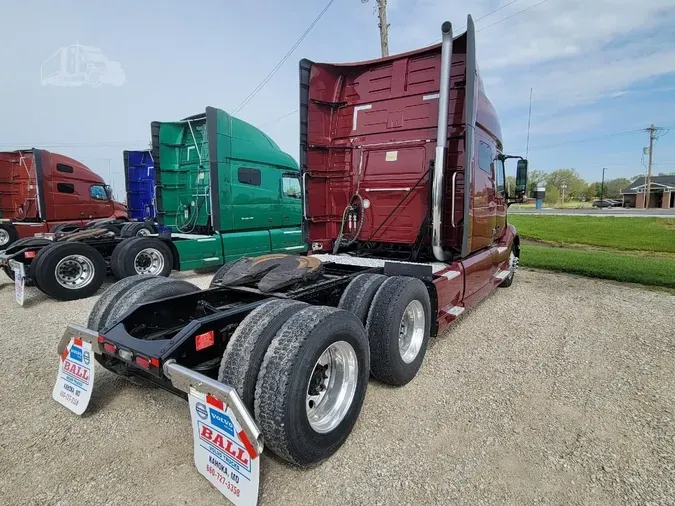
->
1, 0, 674, 200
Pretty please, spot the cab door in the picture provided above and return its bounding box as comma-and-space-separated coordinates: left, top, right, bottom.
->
280, 173, 302, 226
270, 172, 305, 253
88, 183, 114, 218
472, 139, 497, 251
231, 166, 279, 231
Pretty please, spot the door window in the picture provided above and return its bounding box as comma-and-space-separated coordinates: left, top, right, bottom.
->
90, 184, 108, 200
478, 142, 493, 175
282, 175, 301, 199
496, 159, 506, 195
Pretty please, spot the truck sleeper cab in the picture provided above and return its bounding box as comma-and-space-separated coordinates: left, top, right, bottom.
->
56, 15, 528, 501
0, 149, 128, 248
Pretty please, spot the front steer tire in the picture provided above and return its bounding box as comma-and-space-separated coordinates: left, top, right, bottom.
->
218, 299, 308, 413
120, 221, 156, 238
33, 242, 106, 301
254, 306, 369, 467
366, 276, 431, 386
499, 248, 519, 288
0, 223, 18, 248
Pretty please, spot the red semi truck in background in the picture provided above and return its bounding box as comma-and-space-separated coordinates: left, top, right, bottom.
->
0, 149, 128, 248
54, 17, 528, 505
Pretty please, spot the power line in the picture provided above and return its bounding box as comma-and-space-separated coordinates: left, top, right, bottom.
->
231, 0, 336, 116
527, 128, 645, 152
258, 109, 299, 128
426, 0, 546, 45
477, 0, 552, 33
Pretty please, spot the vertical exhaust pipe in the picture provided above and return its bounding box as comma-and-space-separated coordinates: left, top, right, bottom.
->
431, 21, 453, 262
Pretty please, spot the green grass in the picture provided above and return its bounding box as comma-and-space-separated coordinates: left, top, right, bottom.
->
520, 244, 675, 288
510, 215, 675, 254
510, 200, 593, 210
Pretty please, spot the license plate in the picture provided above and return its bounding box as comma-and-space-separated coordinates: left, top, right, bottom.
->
189, 389, 260, 506
52, 337, 95, 415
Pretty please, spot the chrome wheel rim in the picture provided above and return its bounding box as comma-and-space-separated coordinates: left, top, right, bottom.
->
136, 228, 151, 237
398, 300, 425, 364
508, 251, 519, 275
0, 229, 9, 246
134, 248, 164, 275
55, 255, 96, 289
306, 340, 358, 434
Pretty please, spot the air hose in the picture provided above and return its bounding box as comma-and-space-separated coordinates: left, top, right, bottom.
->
332, 193, 365, 254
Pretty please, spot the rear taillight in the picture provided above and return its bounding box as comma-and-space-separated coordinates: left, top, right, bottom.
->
98, 335, 159, 369
135, 355, 150, 369
195, 330, 215, 351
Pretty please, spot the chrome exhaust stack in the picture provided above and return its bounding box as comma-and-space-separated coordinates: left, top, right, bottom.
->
431, 21, 453, 262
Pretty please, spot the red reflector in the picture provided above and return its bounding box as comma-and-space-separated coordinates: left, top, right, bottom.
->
238, 429, 258, 460
135, 356, 150, 369
97, 335, 105, 344
24, 250, 36, 259
195, 330, 215, 351
150, 357, 160, 368
206, 394, 224, 410
103, 343, 116, 354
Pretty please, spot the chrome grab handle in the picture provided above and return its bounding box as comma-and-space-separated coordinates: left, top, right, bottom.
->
364, 187, 411, 192
450, 172, 458, 227
302, 172, 307, 220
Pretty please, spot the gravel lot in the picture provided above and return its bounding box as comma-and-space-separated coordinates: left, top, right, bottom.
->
0, 269, 673, 506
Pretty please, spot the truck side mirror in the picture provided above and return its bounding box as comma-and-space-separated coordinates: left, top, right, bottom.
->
515, 159, 528, 195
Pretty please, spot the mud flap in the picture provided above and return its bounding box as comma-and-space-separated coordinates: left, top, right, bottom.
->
188, 390, 260, 506
52, 337, 95, 415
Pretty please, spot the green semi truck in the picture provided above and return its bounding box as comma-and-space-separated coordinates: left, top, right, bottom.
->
0, 107, 306, 301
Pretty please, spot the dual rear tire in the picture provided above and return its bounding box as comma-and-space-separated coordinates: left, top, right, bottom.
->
111, 237, 173, 280
219, 300, 370, 467
219, 274, 431, 467
340, 273, 432, 386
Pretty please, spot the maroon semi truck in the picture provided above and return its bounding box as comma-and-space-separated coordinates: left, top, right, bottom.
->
53, 16, 527, 505
0, 149, 128, 248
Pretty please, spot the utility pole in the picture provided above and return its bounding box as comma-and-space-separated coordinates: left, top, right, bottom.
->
362, 0, 389, 57
643, 124, 670, 209
561, 182, 567, 209
600, 167, 606, 206
644, 124, 656, 209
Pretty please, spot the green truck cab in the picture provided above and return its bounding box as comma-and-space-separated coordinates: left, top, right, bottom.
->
151, 106, 306, 271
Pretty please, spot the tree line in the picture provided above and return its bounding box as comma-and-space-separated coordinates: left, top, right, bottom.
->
505, 169, 675, 205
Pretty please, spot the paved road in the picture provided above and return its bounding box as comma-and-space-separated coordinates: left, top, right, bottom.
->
511, 208, 675, 217
0, 269, 674, 505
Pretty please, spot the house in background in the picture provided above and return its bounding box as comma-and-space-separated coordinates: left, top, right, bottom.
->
621, 176, 675, 208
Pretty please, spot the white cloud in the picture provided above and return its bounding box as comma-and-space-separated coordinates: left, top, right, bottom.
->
390, 0, 675, 114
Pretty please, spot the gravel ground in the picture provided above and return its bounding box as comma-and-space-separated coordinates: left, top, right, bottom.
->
0, 269, 673, 506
